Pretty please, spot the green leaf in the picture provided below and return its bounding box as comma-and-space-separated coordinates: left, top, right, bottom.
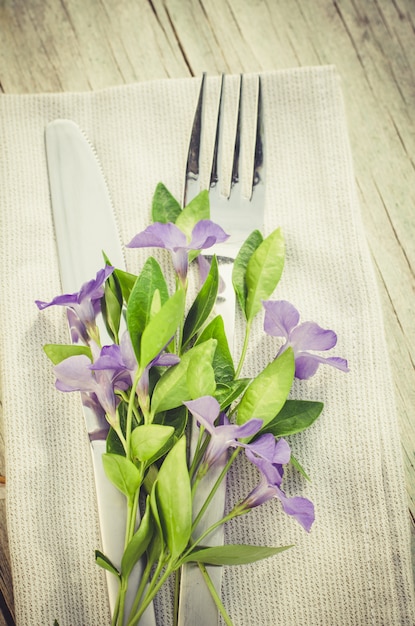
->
150, 339, 217, 415
237, 349, 295, 429
232, 230, 263, 317
181, 543, 293, 566
196, 315, 235, 382
262, 400, 324, 438
186, 352, 216, 399
106, 402, 139, 456
126, 257, 169, 361
182, 255, 219, 348
149, 480, 165, 559
102, 277, 123, 344
153, 405, 188, 442
290, 453, 311, 482
113, 268, 138, 304
215, 378, 251, 410
131, 424, 175, 464
102, 453, 142, 499
43, 343, 92, 365
151, 182, 182, 224
121, 496, 153, 577
140, 288, 185, 369
175, 190, 210, 238
245, 228, 285, 322
157, 437, 192, 560
95, 550, 120, 577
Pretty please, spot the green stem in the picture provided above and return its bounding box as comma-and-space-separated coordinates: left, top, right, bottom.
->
179, 510, 237, 566
126, 563, 174, 626
188, 426, 206, 480
235, 320, 252, 378
126, 369, 142, 458
110, 588, 121, 626
126, 556, 154, 621
176, 281, 187, 355
191, 448, 240, 535
116, 579, 128, 626
111, 418, 128, 455
198, 563, 233, 626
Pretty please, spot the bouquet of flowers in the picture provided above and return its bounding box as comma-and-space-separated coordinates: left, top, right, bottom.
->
36, 183, 348, 626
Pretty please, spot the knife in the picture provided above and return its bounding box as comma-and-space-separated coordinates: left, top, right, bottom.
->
45, 120, 156, 626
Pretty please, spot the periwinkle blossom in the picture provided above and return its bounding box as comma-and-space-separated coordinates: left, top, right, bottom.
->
119, 331, 180, 413
184, 396, 263, 476
127, 220, 229, 284
263, 300, 349, 380
35, 265, 114, 342
53, 342, 129, 426
239, 433, 315, 532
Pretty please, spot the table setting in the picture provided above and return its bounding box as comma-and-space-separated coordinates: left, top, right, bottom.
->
0, 66, 414, 626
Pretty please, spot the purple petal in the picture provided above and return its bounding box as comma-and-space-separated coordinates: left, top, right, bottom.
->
273, 437, 291, 464
197, 254, 211, 285
295, 353, 349, 379
197, 255, 226, 293
242, 477, 277, 508
120, 332, 137, 372
81, 392, 109, 437
66, 309, 88, 344
290, 321, 337, 352
127, 222, 187, 251
243, 433, 277, 460
245, 449, 284, 486
184, 396, 221, 433
78, 265, 114, 302
153, 353, 180, 367
263, 300, 300, 339
279, 493, 315, 532
54, 355, 96, 393
35, 292, 78, 310
90, 344, 125, 371
189, 220, 229, 250
172, 248, 189, 282
232, 418, 263, 440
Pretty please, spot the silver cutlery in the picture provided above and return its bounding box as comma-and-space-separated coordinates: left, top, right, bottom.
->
45, 120, 157, 626
178, 73, 265, 626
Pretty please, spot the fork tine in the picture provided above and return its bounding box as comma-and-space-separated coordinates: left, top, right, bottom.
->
184, 73, 206, 205
251, 75, 264, 198
230, 75, 243, 190
210, 75, 243, 198
209, 74, 224, 190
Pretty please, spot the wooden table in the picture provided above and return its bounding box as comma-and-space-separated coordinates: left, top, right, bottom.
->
1, 1, 414, 624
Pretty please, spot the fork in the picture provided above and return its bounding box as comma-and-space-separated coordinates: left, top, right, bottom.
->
177, 73, 265, 626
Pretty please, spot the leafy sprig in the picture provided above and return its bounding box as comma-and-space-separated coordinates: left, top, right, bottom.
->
37, 182, 348, 626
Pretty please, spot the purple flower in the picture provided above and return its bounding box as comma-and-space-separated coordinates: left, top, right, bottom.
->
184, 396, 263, 473
119, 331, 180, 403
36, 266, 114, 341
263, 300, 349, 380
53, 342, 129, 423
240, 433, 315, 532
127, 220, 228, 284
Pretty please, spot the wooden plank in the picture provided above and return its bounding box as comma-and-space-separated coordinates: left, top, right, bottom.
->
0, 1, 413, 623
0, 392, 14, 625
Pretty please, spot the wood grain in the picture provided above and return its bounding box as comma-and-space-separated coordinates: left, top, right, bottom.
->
0, 1, 414, 623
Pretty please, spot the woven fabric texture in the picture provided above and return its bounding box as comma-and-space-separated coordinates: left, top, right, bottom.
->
0, 67, 414, 625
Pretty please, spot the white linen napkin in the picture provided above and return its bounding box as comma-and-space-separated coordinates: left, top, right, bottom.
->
0, 67, 414, 625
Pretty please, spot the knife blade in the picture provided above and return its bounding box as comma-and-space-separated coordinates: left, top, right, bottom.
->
45, 119, 156, 626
